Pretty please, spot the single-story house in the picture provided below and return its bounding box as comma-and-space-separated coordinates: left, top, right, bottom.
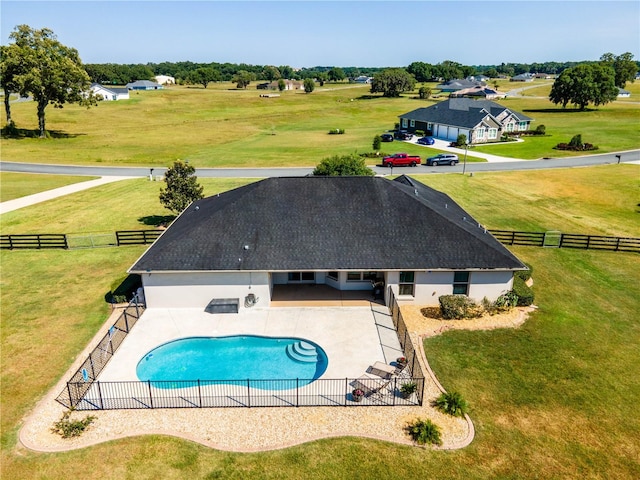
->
450, 86, 506, 100
255, 80, 303, 91
90, 83, 130, 101
354, 75, 373, 84
436, 79, 486, 92
154, 75, 175, 85
510, 73, 535, 82
617, 88, 631, 97
399, 98, 533, 144
129, 175, 526, 311
466, 75, 490, 83
126, 80, 163, 90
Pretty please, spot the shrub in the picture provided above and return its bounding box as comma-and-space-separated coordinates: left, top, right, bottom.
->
515, 263, 533, 281
400, 381, 417, 397
439, 295, 482, 320
328, 128, 345, 134
433, 391, 469, 417
406, 418, 442, 446
535, 124, 546, 134
569, 134, 582, 148
414, 129, 425, 137
512, 275, 534, 306
51, 409, 96, 439
372, 135, 381, 151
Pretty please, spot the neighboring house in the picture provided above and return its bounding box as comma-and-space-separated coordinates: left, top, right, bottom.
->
466, 74, 489, 83
255, 80, 303, 91
617, 88, 631, 97
354, 75, 373, 84
511, 73, 535, 82
533, 73, 553, 79
90, 83, 130, 101
436, 79, 486, 92
450, 86, 506, 100
154, 75, 175, 85
129, 175, 526, 311
126, 80, 163, 90
399, 98, 533, 144
400, 98, 533, 144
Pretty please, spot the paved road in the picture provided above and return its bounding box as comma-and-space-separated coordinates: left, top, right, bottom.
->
1, 150, 638, 179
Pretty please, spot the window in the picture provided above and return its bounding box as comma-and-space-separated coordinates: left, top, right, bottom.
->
410, 119, 415, 127
288, 272, 315, 282
399, 271, 415, 296
453, 272, 470, 295
427, 123, 433, 131
401, 118, 408, 128
476, 128, 486, 139
505, 123, 514, 132
327, 271, 338, 281
488, 128, 498, 139
347, 271, 378, 282
518, 121, 527, 131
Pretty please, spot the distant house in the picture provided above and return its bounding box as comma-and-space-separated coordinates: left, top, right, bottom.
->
256, 80, 303, 91
354, 75, 373, 84
399, 98, 533, 144
90, 83, 129, 101
511, 73, 534, 82
466, 75, 489, 83
450, 86, 506, 100
126, 80, 163, 90
533, 73, 553, 79
617, 88, 631, 97
436, 79, 486, 92
154, 75, 175, 85
129, 175, 527, 310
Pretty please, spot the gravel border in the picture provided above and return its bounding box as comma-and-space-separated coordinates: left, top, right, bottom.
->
18, 305, 531, 452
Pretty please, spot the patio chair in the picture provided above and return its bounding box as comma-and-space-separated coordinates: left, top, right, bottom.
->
350, 374, 391, 400
366, 361, 396, 380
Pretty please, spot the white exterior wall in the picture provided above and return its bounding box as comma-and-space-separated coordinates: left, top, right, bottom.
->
142, 271, 271, 310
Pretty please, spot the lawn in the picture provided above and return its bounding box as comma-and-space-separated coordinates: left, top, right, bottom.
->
1, 165, 639, 479
1, 82, 637, 167
0, 172, 99, 202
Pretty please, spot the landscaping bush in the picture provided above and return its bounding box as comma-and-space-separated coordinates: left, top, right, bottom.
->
51, 409, 96, 439
515, 262, 533, 282
328, 128, 345, 135
512, 275, 534, 306
535, 124, 546, 135
372, 135, 381, 151
414, 129, 425, 137
554, 134, 598, 151
432, 391, 469, 417
439, 295, 482, 320
406, 418, 442, 446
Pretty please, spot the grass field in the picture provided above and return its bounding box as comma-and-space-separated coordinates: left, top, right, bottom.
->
1, 166, 639, 479
0, 172, 99, 202
1, 81, 638, 167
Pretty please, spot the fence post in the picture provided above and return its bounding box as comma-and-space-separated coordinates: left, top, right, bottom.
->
344, 378, 348, 406
247, 379, 251, 408
89, 355, 96, 380
296, 378, 299, 407
198, 379, 202, 408
615, 237, 620, 252
587, 235, 591, 249
66, 382, 74, 409
96, 381, 104, 410
124, 312, 130, 333
147, 380, 154, 409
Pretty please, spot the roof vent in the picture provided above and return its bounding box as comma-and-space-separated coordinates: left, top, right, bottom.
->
414, 189, 418, 196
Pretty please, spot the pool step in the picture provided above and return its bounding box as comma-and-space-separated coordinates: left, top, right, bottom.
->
286, 341, 318, 363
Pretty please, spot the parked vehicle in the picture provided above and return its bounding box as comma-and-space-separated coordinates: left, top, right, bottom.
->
394, 130, 413, 140
382, 153, 421, 167
380, 133, 394, 142
425, 153, 459, 166
417, 136, 435, 145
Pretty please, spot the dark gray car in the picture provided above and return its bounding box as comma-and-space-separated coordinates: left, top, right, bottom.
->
426, 153, 459, 166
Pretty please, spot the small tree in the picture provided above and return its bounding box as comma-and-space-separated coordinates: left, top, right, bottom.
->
372, 135, 381, 151
277, 79, 286, 92
187, 67, 220, 88
455, 133, 467, 147
159, 160, 204, 214
313, 154, 374, 176
303, 78, 315, 93
568, 134, 583, 148
418, 85, 431, 99
232, 70, 253, 89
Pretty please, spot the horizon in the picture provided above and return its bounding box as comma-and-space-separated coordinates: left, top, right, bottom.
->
1, 1, 639, 68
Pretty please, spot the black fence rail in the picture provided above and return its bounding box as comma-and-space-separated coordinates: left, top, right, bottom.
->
56, 297, 145, 409
488, 230, 545, 246
0, 233, 68, 249
66, 376, 424, 411
559, 234, 640, 252
115, 230, 162, 246
388, 288, 426, 406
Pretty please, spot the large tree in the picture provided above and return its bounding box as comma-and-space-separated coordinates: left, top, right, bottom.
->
327, 67, 346, 83
549, 63, 617, 110
0, 44, 21, 125
370, 68, 416, 97
600, 52, 637, 88
159, 160, 204, 214
312, 154, 374, 176
232, 70, 254, 89
187, 67, 221, 88
3, 25, 94, 137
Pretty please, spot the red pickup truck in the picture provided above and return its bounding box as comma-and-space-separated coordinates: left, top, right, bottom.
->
382, 153, 421, 167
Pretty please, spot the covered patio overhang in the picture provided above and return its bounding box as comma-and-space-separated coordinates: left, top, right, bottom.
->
271, 284, 383, 307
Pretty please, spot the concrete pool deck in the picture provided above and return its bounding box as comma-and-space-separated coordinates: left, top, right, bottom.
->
99, 304, 403, 382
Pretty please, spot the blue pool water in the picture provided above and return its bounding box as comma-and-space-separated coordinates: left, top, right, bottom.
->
136, 335, 328, 390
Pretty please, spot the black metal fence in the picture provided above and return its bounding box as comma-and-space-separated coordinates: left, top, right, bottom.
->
65, 376, 424, 410
55, 297, 145, 409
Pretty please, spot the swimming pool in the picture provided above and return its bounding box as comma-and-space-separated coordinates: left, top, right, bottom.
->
136, 335, 329, 390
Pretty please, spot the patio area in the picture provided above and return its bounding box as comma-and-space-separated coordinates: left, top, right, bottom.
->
270, 284, 382, 307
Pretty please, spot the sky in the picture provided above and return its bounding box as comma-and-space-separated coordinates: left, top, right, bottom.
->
1, 1, 639, 68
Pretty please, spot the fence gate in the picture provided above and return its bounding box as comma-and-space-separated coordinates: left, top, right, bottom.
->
543, 231, 562, 248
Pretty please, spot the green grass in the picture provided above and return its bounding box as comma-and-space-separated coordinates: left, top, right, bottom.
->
1, 166, 639, 479
1, 82, 637, 167
0, 172, 99, 202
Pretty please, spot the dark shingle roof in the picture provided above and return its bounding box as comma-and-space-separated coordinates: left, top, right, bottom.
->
129, 176, 525, 273
400, 98, 532, 127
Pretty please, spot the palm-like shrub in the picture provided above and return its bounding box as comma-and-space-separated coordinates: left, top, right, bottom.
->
433, 391, 469, 417
405, 418, 442, 446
